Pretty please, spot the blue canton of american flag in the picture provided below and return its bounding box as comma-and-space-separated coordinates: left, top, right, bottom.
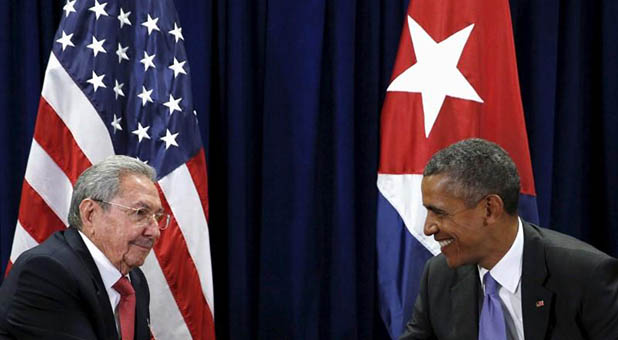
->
8, 1, 215, 339
55, 0, 200, 175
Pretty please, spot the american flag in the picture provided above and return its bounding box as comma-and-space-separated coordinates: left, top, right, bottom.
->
7, 0, 215, 338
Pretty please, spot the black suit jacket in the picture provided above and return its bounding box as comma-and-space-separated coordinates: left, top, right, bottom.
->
400, 221, 618, 340
0, 228, 151, 340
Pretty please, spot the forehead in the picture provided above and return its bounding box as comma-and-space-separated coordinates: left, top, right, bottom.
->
421, 174, 463, 208
116, 173, 160, 205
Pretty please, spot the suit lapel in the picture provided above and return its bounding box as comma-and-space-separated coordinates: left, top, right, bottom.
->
130, 269, 150, 340
64, 228, 120, 339
450, 265, 481, 339
521, 222, 554, 340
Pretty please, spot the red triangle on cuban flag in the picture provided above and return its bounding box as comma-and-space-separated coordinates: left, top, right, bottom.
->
376, 0, 538, 338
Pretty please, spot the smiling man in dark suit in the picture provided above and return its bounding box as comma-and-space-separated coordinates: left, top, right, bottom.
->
400, 138, 618, 340
0, 155, 169, 339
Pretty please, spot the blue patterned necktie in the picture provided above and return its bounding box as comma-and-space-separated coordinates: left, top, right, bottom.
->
479, 273, 507, 340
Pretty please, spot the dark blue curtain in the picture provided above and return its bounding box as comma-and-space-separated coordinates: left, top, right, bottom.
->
511, 0, 618, 251
1, 0, 617, 339
0, 0, 62, 281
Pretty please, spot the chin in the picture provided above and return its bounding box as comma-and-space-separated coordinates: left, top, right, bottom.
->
444, 256, 463, 268
123, 253, 148, 270
130, 257, 147, 268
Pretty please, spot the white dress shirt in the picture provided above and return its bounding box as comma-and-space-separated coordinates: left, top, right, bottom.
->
78, 231, 125, 333
478, 218, 525, 340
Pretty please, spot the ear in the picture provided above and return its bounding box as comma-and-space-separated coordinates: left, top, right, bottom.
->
79, 199, 99, 234
483, 194, 504, 224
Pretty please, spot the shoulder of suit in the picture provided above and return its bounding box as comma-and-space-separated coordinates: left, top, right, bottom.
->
9, 229, 98, 285
14, 230, 73, 263
523, 220, 616, 269
4, 240, 78, 293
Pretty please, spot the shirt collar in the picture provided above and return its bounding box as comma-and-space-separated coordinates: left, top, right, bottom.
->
478, 217, 524, 294
78, 230, 123, 291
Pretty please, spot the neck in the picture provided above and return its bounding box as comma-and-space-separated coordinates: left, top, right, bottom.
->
479, 216, 519, 269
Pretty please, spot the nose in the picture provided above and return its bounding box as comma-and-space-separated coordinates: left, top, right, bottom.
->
423, 217, 439, 236
144, 216, 161, 240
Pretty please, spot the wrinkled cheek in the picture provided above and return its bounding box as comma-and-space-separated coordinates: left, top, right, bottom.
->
126, 246, 151, 265
102, 243, 123, 265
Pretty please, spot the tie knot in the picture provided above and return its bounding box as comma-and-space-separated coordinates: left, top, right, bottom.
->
113, 277, 135, 297
483, 273, 500, 295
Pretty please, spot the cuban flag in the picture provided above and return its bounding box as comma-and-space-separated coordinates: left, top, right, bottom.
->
376, 0, 538, 338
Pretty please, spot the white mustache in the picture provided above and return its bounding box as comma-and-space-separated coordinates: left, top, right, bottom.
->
131, 237, 154, 248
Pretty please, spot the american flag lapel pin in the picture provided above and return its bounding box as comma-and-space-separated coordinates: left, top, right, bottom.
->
536, 300, 545, 308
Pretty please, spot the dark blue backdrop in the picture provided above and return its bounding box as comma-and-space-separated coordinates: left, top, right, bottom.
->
1, 0, 617, 339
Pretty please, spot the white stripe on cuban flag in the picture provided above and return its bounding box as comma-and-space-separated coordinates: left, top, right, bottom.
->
377, 174, 440, 255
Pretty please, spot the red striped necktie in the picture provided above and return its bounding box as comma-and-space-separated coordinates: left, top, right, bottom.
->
113, 277, 136, 340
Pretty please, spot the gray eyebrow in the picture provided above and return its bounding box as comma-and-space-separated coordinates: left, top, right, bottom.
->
134, 201, 165, 213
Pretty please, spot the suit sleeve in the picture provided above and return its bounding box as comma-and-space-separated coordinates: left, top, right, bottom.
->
580, 256, 618, 339
3, 254, 98, 340
399, 259, 436, 340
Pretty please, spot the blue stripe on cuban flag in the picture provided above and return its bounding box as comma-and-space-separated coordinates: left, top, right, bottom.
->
377, 174, 432, 339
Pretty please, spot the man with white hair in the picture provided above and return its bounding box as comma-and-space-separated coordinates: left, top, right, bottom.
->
0, 155, 170, 339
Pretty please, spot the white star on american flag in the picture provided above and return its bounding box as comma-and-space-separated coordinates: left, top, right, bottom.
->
113, 80, 125, 99
116, 43, 129, 63
160, 129, 179, 149
110, 114, 123, 133
169, 23, 184, 43
118, 8, 132, 28
169, 58, 187, 78
163, 94, 182, 115
132, 122, 151, 143
88, 0, 108, 20
137, 86, 153, 106
140, 51, 156, 71
63, 0, 76, 17
142, 14, 160, 35
86, 71, 106, 92
56, 31, 74, 51
86, 36, 107, 57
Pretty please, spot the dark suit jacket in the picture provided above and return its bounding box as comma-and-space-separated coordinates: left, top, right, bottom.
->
0, 227, 151, 340
400, 221, 618, 340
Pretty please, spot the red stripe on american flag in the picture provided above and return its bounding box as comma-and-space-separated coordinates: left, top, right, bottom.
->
34, 97, 92, 184
185, 149, 209, 221
18, 181, 66, 243
154, 187, 216, 340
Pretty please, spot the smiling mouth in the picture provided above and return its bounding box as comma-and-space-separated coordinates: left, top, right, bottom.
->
438, 239, 454, 248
